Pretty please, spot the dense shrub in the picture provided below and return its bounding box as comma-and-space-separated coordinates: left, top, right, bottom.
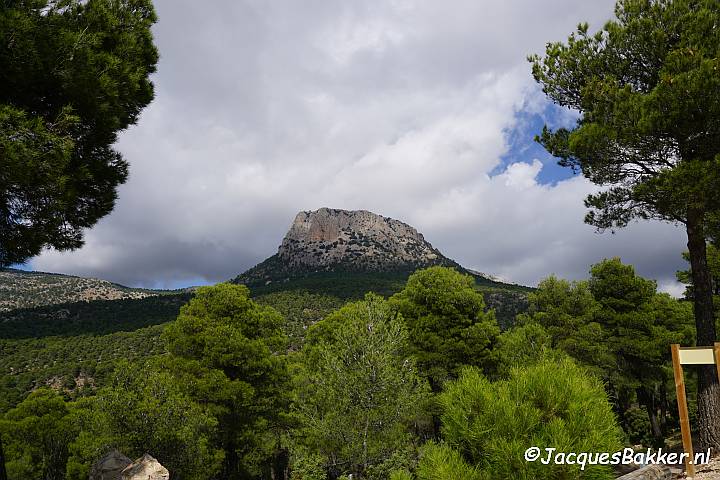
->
419, 358, 622, 479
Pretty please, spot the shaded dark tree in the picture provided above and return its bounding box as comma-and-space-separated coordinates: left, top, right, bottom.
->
519, 259, 693, 446
0, 0, 158, 265
163, 283, 290, 479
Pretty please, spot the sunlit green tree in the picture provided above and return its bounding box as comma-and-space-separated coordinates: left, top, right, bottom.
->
0, 389, 76, 480
418, 359, 622, 480
389, 267, 499, 390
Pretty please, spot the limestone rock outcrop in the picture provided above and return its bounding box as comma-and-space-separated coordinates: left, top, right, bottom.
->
236, 208, 460, 284
121, 454, 169, 480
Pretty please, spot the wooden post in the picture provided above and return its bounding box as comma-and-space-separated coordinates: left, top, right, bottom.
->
671, 344, 695, 477
714, 342, 720, 387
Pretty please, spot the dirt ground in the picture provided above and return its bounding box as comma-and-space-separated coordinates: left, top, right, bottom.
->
689, 457, 720, 479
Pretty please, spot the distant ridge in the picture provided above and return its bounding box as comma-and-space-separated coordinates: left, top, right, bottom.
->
0, 268, 156, 312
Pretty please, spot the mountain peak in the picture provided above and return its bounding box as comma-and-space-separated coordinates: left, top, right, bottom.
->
234, 208, 459, 285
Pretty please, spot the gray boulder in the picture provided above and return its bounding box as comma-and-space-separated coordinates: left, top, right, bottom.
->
89, 449, 132, 480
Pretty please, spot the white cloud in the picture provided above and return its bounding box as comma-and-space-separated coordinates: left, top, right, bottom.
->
31, 0, 689, 294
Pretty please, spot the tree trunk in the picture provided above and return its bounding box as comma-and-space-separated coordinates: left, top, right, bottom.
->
659, 382, 668, 437
686, 207, 720, 452
269, 446, 289, 480
638, 386, 663, 446
0, 435, 7, 480
646, 403, 663, 446
223, 436, 241, 480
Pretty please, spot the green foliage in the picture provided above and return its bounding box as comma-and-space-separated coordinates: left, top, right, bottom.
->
529, 2, 720, 445
422, 359, 622, 480
288, 448, 327, 480
589, 259, 656, 311
66, 361, 222, 480
389, 267, 500, 389
242, 270, 411, 299
476, 286, 530, 330
517, 275, 599, 337
0, 0, 159, 265
677, 242, 720, 300
492, 322, 563, 379
529, 0, 720, 230
523, 259, 694, 445
255, 291, 345, 350
0, 293, 190, 339
389, 470, 414, 480
295, 294, 429, 479
0, 388, 77, 480
0, 269, 529, 477
243, 269, 529, 329
0, 324, 167, 411
622, 406, 655, 447
416, 442, 485, 480
163, 283, 290, 479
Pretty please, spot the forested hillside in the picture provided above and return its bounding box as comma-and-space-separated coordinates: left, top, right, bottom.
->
0, 267, 528, 410
0, 203, 707, 479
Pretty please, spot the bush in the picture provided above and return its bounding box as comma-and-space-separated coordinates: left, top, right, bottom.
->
491, 322, 561, 378
420, 358, 622, 480
289, 449, 327, 480
389, 471, 413, 480
417, 442, 485, 480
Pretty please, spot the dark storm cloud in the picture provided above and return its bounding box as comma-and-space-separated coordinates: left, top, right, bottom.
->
32, 0, 687, 295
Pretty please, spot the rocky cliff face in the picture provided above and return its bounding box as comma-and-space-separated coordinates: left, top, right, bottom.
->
236, 208, 460, 284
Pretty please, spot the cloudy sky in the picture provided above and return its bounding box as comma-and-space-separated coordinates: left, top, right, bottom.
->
29, 0, 689, 294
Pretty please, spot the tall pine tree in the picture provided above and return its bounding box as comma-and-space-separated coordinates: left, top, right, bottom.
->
530, 0, 720, 450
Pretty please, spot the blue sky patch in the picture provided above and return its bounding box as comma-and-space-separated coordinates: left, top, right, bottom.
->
494, 102, 581, 186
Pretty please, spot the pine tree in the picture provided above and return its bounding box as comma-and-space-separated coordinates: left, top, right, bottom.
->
530, 0, 720, 450
0, 0, 158, 265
